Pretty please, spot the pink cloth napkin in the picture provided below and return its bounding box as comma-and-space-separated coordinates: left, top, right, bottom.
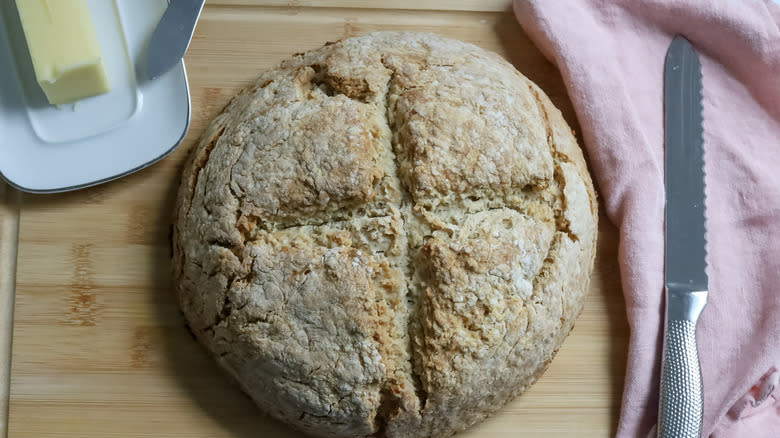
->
512, 0, 780, 436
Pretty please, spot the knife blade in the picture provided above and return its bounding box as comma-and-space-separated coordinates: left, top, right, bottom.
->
145, 0, 205, 80
658, 35, 708, 438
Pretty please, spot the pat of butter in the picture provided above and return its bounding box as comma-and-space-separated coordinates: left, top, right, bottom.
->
15, 0, 110, 105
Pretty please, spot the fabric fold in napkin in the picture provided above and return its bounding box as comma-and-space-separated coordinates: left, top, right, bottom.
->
512, 0, 780, 436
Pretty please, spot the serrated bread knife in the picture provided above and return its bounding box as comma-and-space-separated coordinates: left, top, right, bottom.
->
658, 36, 708, 438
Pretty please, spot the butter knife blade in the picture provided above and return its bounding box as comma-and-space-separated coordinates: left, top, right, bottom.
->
145, 0, 205, 80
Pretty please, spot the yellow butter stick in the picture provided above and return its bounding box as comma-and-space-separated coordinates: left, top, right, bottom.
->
15, 0, 110, 105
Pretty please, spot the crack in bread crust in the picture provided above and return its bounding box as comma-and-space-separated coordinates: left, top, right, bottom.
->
172, 31, 598, 438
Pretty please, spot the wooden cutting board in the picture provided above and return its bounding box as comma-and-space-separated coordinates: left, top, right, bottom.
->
3, 1, 629, 436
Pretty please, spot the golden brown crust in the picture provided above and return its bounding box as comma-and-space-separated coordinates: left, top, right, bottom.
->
173, 31, 598, 438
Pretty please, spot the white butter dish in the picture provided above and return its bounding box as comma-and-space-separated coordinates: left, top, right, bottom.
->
0, 0, 190, 193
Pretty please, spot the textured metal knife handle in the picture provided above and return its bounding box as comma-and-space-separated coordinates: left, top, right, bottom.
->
658, 287, 707, 438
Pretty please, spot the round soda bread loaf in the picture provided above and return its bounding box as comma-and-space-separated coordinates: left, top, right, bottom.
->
173, 31, 598, 438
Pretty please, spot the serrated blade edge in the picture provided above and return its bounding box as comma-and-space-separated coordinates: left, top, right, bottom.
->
664, 36, 707, 291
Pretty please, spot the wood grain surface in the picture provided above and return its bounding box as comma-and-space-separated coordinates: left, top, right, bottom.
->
4, 1, 629, 437
0, 182, 20, 438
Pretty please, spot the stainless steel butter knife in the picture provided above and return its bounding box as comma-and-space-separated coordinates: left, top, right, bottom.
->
658, 35, 708, 438
145, 0, 205, 80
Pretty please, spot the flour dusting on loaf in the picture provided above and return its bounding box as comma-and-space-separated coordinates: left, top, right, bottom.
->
173, 31, 598, 438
